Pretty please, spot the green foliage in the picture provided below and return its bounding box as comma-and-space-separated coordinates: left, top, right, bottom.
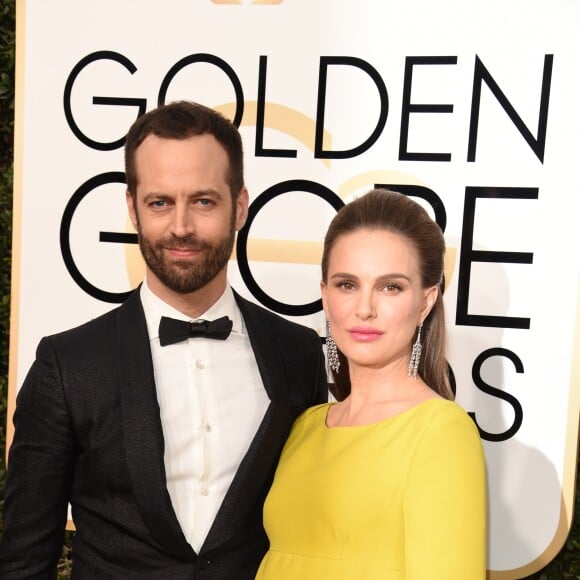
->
0, 1, 577, 578
0, 0, 16, 542
0, 0, 73, 576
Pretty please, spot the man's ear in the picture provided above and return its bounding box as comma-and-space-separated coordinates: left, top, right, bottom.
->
234, 187, 249, 231
126, 190, 138, 231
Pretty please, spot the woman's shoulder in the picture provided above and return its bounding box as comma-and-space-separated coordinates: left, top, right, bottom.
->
297, 402, 333, 424
286, 402, 333, 441
416, 397, 482, 449
291, 402, 332, 430
427, 396, 473, 417
418, 396, 475, 423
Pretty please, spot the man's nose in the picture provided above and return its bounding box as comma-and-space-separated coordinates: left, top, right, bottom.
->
170, 203, 195, 237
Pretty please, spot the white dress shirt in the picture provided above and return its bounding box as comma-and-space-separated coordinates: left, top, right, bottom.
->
140, 280, 269, 551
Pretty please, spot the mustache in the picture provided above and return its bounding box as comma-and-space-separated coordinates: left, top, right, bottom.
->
156, 235, 212, 252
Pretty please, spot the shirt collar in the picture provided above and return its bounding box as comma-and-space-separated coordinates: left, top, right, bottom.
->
140, 279, 244, 342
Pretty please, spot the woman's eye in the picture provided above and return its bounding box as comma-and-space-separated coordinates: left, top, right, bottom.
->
383, 283, 401, 292
337, 281, 355, 290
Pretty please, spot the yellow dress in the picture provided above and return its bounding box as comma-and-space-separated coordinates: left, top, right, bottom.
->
256, 398, 486, 579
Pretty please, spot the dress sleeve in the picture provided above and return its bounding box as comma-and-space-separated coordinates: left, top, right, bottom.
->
403, 403, 487, 579
0, 337, 74, 579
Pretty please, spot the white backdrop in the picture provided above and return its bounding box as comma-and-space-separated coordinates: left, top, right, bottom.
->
9, 1, 580, 577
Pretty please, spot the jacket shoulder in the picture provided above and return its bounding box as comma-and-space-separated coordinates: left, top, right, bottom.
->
235, 292, 320, 342
44, 289, 143, 352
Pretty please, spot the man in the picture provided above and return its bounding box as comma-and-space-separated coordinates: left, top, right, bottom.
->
0, 101, 328, 579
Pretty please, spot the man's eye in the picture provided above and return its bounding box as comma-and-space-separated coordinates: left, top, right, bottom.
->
197, 198, 214, 207
150, 200, 166, 208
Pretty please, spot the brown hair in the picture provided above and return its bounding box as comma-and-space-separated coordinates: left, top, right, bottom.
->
322, 188, 453, 401
124, 100, 244, 200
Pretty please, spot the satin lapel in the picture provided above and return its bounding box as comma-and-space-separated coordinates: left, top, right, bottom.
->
234, 293, 288, 401
201, 294, 295, 553
117, 290, 194, 560
201, 402, 297, 553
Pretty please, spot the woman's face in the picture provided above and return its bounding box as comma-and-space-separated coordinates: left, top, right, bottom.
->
321, 228, 437, 373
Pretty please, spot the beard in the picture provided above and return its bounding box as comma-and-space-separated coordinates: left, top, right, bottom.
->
136, 215, 236, 294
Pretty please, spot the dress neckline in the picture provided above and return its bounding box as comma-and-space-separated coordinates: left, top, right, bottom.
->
323, 397, 445, 430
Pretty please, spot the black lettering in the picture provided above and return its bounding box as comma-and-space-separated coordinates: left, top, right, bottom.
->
467, 54, 553, 162
315, 57, 388, 159
236, 180, 343, 315
158, 53, 244, 127
469, 347, 524, 441
399, 56, 457, 162
456, 186, 537, 328
60, 172, 133, 303
63, 51, 146, 151
255, 56, 297, 158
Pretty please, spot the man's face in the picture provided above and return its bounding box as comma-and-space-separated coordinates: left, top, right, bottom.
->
126, 133, 248, 302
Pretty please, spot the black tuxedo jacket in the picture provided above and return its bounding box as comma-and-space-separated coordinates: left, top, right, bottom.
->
0, 289, 328, 579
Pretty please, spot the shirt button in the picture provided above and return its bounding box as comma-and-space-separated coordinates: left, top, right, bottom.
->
196, 359, 205, 369
200, 486, 209, 496
204, 424, 212, 432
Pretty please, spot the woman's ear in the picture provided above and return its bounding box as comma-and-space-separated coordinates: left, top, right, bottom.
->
320, 280, 328, 315
420, 285, 438, 323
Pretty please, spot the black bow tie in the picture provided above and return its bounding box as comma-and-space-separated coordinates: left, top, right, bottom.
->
158, 316, 233, 346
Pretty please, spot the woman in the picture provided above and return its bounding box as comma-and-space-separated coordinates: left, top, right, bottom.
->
256, 189, 486, 579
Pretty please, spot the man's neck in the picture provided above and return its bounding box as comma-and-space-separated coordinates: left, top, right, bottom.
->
146, 271, 228, 319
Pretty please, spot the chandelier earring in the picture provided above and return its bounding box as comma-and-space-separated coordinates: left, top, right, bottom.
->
326, 320, 340, 373
408, 322, 423, 379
